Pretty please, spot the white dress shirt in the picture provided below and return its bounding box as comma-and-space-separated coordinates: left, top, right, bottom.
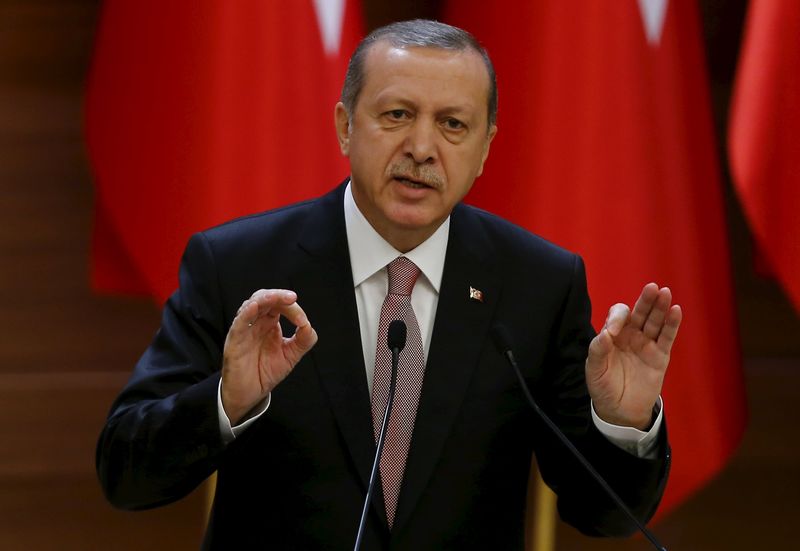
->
343, 182, 448, 392
218, 182, 663, 457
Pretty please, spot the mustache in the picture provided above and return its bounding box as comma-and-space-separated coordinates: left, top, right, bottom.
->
388, 160, 443, 189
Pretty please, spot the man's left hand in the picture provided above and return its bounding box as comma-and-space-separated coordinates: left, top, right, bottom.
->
586, 283, 682, 430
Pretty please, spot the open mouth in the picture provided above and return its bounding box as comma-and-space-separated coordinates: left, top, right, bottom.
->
394, 176, 433, 189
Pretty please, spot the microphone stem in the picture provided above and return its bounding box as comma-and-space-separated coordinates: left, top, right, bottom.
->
354, 347, 400, 551
504, 350, 667, 551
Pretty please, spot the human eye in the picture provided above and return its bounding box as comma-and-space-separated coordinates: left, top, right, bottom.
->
442, 117, 466, 131
385, 109, 409, 120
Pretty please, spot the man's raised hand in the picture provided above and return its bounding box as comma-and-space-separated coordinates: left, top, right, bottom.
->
585, 283, 682, 430
221, 289, 318, 424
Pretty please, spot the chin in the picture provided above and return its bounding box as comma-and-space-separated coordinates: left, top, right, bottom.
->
386, 209, 438, 232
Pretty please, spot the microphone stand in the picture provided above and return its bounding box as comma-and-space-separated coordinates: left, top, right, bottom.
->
492, 324, 667, 551
354, 321, 405, 551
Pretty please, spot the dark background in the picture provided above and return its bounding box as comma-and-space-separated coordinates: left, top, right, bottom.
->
1, 1, 797, 549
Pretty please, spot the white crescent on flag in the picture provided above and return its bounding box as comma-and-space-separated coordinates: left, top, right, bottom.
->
638, 0, 669, 45
313, 0, 347, 56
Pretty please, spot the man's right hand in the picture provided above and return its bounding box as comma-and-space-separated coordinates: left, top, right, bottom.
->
221, 289, 318, 424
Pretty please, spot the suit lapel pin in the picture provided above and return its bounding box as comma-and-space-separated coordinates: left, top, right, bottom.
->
469, 286, 484, 302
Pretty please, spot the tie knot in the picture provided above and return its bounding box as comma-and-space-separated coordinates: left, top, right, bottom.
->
387, 257, 420, 296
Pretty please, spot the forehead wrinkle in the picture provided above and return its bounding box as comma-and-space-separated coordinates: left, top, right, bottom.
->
371, 79, 481, 112
361, 43, 491, 125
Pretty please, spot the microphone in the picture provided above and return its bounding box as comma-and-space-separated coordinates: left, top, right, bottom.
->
387, 320, 407, 354
354, 320, 407, 551
490, 324, 667, 551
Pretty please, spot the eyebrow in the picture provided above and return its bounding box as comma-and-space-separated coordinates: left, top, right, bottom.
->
437, 106, 473, 118
375, 95, 477, 118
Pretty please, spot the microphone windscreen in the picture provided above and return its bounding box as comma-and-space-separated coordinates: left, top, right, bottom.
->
490, 323, 513, 354
387, 320, 407, 352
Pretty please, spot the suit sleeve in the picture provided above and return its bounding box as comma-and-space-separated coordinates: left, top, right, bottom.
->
96, 232, 230, 510
533, 254, 670, 537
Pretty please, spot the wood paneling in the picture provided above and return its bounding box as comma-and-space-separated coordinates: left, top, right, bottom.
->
0, 474, 205, 550
0, 374, 207, 549
0, 2, 199, 547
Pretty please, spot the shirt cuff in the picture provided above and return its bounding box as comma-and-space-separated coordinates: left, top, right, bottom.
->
217, 379, 271, 444
591, 397, 663, 459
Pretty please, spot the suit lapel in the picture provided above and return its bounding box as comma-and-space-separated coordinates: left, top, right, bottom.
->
392, 204, 502, 533
290, 184, 381, 514
292, 191, 502, 533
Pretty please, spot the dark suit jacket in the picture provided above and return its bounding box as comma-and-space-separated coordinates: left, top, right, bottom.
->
97, 182, 669, 550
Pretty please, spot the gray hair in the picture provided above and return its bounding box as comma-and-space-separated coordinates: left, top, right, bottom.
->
340, 19, 498, 129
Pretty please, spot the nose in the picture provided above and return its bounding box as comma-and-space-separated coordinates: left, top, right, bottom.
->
403, 120, 438, 164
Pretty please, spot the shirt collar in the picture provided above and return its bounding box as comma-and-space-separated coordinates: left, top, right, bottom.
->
344, 181, 449, 292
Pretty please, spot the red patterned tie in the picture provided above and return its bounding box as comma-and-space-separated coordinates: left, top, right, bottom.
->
371, 256, 426, 528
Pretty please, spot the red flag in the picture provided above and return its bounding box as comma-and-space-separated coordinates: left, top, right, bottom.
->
86, 0, 363, 302
444, 0, 746, 517
729, 0, 800, 312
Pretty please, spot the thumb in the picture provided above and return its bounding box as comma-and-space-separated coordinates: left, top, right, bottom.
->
586, 328, 613, 378
285, 323, 318, 364
605, 303, 631, 337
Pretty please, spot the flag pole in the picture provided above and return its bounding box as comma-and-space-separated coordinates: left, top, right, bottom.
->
526, 457, 556, 551
204, 472, 217, 525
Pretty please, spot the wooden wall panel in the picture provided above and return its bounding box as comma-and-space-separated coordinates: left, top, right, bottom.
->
0, 1, 206, 549
0, 375, 206, 550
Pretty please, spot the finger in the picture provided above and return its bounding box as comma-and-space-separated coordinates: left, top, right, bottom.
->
248, 289, 300, 325
251, 298, 313, 345
585, 328, 613, 380
226, 299, 261, 352
266, 300, 311, 331
605, 303, 631, 337
230, 289, 296, 335
642, 287, 673, 340
231, 299, 261, 330
249, 289, 298, 311
588, 327, 613, 360
629, 282, 659, 330
285, 323, 319, 362
250, 288, 297, 302
656, 304, 682, 354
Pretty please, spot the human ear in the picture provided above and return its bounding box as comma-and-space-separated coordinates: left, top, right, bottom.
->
334, 102, 351, 156
476, 124, 497, 177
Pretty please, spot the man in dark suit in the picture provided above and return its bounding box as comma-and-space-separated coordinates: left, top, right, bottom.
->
98, 20, 681, 549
